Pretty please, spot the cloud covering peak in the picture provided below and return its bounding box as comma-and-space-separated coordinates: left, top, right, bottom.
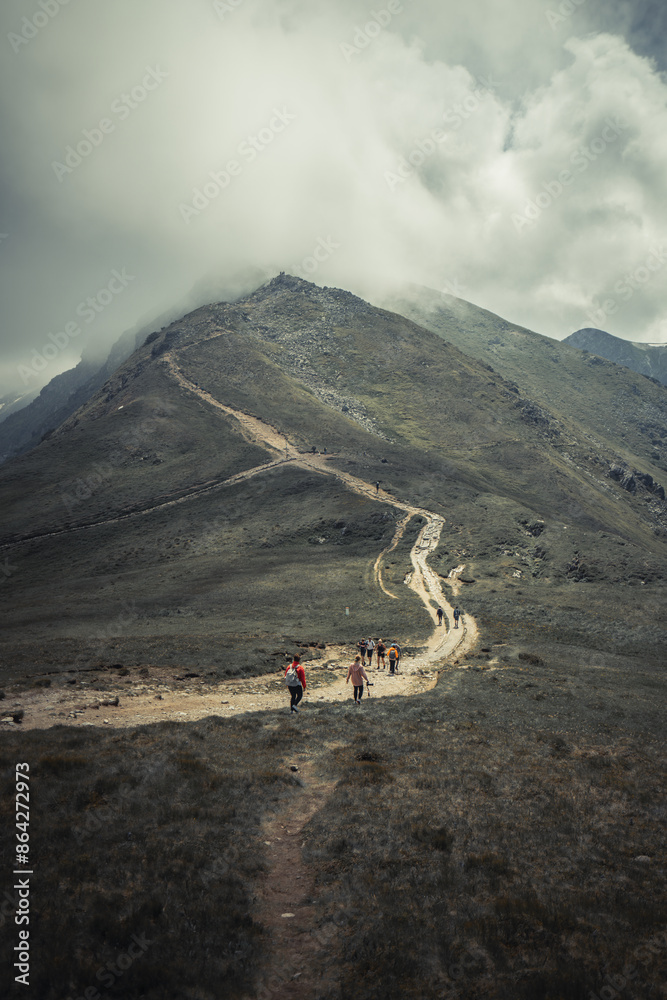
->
1, 0, 666, 395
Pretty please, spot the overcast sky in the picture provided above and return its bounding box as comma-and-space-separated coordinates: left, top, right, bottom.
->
1, 0, 666, 398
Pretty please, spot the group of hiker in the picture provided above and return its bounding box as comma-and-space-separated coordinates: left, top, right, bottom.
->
356, 637, 402, 672
283, 608, 465, 712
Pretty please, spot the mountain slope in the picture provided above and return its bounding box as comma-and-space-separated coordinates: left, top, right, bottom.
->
0, 327, 140, 463
0, 274, 665, 678
564, 327, 667, 385
384, 285, 667, 476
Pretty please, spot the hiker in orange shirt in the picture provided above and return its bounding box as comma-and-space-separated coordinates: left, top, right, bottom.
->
346, 654, 369, 705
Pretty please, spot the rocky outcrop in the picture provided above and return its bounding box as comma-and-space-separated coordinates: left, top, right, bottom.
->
608, 464, 665, 500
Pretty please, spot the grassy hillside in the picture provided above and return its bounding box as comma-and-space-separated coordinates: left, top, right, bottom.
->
0, 643, 664, 1000
0, 275, 665, 999
1, 274, 666, 674
385, 285, 667, 478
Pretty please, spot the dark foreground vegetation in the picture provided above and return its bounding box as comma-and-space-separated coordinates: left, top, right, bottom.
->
1, 641, 664, 999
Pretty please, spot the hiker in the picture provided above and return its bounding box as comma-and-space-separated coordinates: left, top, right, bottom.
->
437, 607, 444, 626
346, 654, 369, 705
375, 480, 380, 493
284, 655, 306, 713
357, 638, 368, 665
387, 645, 398, 674
365, 637, 376, 666
375, 639, 386, 669
394, 642, 402, 672
453, 607, 460, 629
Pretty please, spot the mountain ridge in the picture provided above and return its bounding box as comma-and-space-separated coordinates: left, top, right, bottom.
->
1, 274, 665, 678
0, 326, 140, 462
564, 326, 667, 385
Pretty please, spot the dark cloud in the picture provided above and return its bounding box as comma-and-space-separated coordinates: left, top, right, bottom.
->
1, 0, 666, 400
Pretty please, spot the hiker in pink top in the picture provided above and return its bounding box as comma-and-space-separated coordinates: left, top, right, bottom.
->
346, 654, 369, 705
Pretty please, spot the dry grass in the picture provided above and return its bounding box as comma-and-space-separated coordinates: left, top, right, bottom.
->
0, 640, 665, 999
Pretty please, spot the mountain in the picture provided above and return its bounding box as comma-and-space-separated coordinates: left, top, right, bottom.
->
0, 385, 41, 421
381, 285, 667, 474
564, 327, 667, 385
0, 327, 141, 463
1, 273, 665, 679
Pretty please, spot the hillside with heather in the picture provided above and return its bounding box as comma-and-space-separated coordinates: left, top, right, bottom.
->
0, 275, 665, 1000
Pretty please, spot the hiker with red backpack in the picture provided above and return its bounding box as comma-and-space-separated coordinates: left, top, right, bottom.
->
284, 655, 306, 713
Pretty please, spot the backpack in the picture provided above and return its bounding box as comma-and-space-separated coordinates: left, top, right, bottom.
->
388, 647, 397, 659
285, 666, 299, 686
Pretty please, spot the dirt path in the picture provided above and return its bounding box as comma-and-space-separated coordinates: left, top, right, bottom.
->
2, 350, 478, 731
3, 349, 483, 997
8, 653, 442, 730
165, 353, 479, 671
245, 760, 340, 1000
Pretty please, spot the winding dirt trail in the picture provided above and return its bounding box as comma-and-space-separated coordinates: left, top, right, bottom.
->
2, 350, 478, 733
2, 350, 484, 999
165, 354, 478, 671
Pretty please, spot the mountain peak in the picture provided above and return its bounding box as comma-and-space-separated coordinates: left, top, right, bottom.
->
564, 328, 667, 385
